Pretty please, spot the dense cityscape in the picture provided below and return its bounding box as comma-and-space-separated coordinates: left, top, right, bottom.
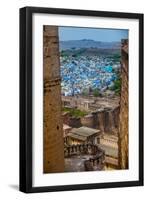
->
59, 43, 122, 171
60, 50, 121, 97
43, 25, 128, 174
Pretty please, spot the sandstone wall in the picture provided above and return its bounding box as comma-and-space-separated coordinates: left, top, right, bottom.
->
118, 39, 129, 169
81, 114, 94, 128
62, 112, 82, 128
43, 26, 64, 173
81, 107, 120, 135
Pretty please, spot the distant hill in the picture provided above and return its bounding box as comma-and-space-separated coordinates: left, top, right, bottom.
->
59, 39, 121, 50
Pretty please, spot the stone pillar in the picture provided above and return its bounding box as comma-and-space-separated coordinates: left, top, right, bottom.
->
43, 26, 64, 173
118, 39, 129, 169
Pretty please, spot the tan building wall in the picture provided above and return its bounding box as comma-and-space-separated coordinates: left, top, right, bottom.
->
67, 137, 83, 145
118, 39, 129, 169
43, 26, 64, 173
81, 114, 94, 128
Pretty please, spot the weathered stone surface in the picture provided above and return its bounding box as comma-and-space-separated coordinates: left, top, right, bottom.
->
64, 144, 105, 172
43, 26, 64, 173
118, 39, 129, 169
81, 107, 119, 135
81, 114, 94, 128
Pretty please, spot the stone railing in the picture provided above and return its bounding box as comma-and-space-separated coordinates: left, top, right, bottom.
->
64, 143, 105, 171
84, 149, 105, 171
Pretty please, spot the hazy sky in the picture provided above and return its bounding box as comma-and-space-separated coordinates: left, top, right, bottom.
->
59, 26, 128, 42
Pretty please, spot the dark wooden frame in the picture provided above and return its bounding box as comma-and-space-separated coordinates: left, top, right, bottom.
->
19, 6, 144, 193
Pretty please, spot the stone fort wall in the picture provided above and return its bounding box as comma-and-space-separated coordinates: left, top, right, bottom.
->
62, 106, 119, 135
43, 26, 64, 173
118, 39, 129, 169
81, 107, 120, 135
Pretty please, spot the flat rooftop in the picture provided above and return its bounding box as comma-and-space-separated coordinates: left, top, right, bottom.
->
68, 126, 100, 141
68, 132, 86, 141
71, 126, 100, 136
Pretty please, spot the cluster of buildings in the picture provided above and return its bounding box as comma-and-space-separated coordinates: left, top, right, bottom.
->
60, 52, 120, 171
60, 55, 120, 96
62, 95, 119, 112
43, 25, 128, 174
63, 124, 118, 170
61, 77, 120, 170
62, 96, 119, 170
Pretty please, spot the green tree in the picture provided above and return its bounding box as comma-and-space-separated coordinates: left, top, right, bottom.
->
82, 88, 88, 96
113, 77, 121, 95
93, 88, 100, 97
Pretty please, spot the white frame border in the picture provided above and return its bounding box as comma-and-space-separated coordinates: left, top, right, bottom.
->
32, 13, 139, 187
